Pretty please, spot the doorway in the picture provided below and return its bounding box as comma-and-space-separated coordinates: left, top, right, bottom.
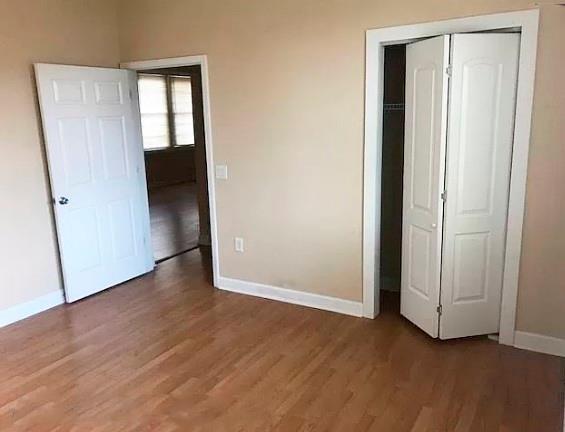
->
35, 56, 219, 304
381, 33, 520, 339
364, 10, 540, 346
136, 65, 211, 263
121, 56, 220, 285
379, 45, 405, 315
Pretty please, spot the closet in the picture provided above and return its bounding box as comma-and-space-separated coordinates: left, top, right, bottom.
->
399, 33, 520, 339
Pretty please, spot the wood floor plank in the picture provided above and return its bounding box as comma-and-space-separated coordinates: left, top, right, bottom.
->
0, 248, 563, 431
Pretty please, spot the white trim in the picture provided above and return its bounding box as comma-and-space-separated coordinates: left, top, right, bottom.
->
363, 10, 540, 346
0, 291, 65, 328
514, 331, 565, 358
121, 55, 207, 70
121, 55, 220, 285
126, 69, 157, 273
217, 277, 364, 317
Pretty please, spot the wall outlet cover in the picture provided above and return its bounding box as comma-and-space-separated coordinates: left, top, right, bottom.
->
234, 237, 244, 252
215, 164, 228, 180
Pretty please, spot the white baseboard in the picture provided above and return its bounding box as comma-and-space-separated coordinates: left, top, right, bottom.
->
217, 277, 363, 317
0, 291, 65, 329
514, 331, 565, 358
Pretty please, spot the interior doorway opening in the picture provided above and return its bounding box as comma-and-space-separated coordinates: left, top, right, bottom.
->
378, 31, 521, 340
136, 65, 212, 265
35, 56, 218, 304
379, 45, 406, 315
363, 11, 539, 346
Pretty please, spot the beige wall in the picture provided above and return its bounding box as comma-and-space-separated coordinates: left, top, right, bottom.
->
118, 0, 565, 337
515, 6, 565, 339
0, 0, 120, 311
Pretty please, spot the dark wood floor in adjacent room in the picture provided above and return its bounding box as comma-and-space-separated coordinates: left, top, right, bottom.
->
0, 249, 563, 431
148, 182, 200, 262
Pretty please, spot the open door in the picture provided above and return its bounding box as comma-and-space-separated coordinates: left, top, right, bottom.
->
400, 36, 450, 337
35, 64, 153, 303
439, 34, 520, 339
400, 33, 520, 339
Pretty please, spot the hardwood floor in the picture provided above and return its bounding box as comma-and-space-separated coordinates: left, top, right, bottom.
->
148, 182, 199, 261
0, 249, 563, 431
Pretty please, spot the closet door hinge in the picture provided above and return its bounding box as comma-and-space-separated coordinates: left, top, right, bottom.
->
445, 65, 452, 77
436, 305, 443, 315
441, 191, 447, 201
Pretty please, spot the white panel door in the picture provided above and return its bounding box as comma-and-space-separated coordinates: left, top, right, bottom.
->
440, 34, 520, 339
35, 64, 153, 303
401, 36, 450, 337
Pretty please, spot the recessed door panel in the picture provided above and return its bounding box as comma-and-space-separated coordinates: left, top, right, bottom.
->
95, 81, 123, 105
58, 118, 93, 187
53, 80, 86, 105
411, 67, 436, 213
99, 117, 129, 180
68, 207, 102, 271
408, 226, 431, 299
452, 232, 489, 303
456, 61, 502, 216
401, 35, 450, 338
440, 34, 520, 339
109, 199, 137, 260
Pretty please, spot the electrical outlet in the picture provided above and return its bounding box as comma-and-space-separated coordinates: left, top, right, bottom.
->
234, 237, 244, 253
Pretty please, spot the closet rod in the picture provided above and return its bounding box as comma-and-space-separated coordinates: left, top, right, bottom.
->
383, 103, 405, 111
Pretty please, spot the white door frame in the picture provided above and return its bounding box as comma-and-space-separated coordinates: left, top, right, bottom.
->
363, 10, 539, 346
120, 55, 220, 286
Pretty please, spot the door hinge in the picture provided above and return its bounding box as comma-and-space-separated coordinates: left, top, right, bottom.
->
436, 305, 443, 315
445, 65, 452, 77
441, 191, 447, 201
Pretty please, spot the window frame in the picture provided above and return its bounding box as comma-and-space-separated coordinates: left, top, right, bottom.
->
138, 73, 195, 152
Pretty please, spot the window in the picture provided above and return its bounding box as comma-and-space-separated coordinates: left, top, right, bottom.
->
138, 75, 169, 150
171, 77, 195, 146
138, 74, 194, 150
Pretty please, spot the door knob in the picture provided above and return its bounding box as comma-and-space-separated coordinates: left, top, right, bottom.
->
431, 223, 437, 228
58, 197, 69, 205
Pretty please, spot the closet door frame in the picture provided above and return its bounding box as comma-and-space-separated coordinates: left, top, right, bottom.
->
362, 10, 540, 347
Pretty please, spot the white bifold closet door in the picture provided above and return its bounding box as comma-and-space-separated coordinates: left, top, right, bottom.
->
439, 34, 520, 339
401, 35, 450, 338
35, 64, 154, 303
401, 34, 520, 339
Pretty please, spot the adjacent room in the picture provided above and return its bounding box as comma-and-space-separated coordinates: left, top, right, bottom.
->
138, 65, 211, 262
1, 1, 564, 431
